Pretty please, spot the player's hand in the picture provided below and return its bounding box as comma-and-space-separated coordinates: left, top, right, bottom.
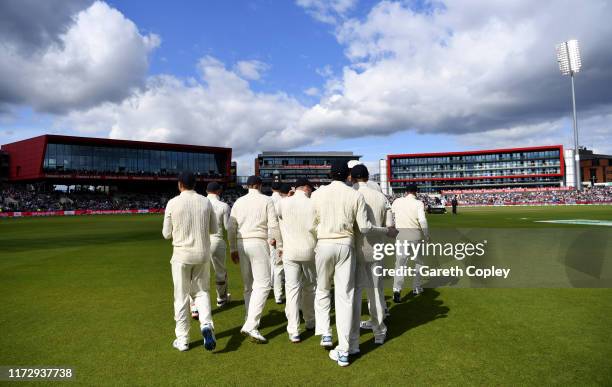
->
231, 251, 239, 264
386, 226, 399, 238
277, 249, 283, 264
269, 239, 277, 248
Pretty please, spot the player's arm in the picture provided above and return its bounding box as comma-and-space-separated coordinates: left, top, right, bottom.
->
222, 204, 230, 236
207, 200, 218, 236
162, 201, 173, 239
267, 199, 282, 250
417, 202, 430, 240
228, 205, 239, 262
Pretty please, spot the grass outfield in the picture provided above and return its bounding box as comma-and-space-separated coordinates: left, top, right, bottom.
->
1, 206, 611, 385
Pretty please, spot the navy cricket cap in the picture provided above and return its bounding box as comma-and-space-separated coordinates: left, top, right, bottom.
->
271, 182, 281, 191
178, 171, 196, 189
350, 164, 369, 179
206, 182, 222, 192
407, 184, 418, 193
295, 177, 313, 189
330, 160, 350, 180
246, 175, 262, 186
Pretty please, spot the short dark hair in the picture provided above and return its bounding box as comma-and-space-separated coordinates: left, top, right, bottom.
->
206, 182, 222, 193
330, 160, 349, 181
178, 171, 196, 190
350, 164, 369, 180
295, 177, 313, 189
280, 183, 291, 195
407, 184, 418, 194
246, 175, 262, 187
271, 182, 281, 191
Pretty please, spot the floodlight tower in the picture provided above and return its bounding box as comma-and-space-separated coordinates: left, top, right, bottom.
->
556, 39, 582, 190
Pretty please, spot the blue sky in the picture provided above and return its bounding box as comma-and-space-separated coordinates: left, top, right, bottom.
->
1, 0, 610, 174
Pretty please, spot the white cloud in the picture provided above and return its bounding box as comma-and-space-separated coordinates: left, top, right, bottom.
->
296, 0, 357, 24
234, 60, 269, 81
58, 56, 307, 156
316, 65, 334, 78
4, 0, 612, 164
304, 87, 320, 96
0, 1, 158, 113
294, 0, 612, 151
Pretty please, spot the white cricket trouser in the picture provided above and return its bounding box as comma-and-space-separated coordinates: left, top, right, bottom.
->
210, 237, 228, 301
270, 246, 284, 301
314, 242, 355, 353
283, 259, 316, 336
366, 259, 387, 317
393, 241, 423, 291
172, 261, 213, 345
350, 260, 387, 352
239, 239, 272, 332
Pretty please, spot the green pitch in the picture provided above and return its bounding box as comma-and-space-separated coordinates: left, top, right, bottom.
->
1, 206, 611, 385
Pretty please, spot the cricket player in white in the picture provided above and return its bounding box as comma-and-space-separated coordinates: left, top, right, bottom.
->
162, 171, 217, 352
277, 178, 317, 343
270, 182, 285, 304
347, 160, 383, 193
312, 161, 395, 367
206, 182, 231, 306
349, 165, 394, 350
391, 184, 430, 302
228, 175, 282, 343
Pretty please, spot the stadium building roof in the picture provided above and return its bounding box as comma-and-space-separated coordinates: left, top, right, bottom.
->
1, 134, 232, 186
258, 151, 359, 157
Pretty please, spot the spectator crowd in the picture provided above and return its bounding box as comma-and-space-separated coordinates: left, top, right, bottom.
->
2, 184, 611, 213
387, 186, 612, 206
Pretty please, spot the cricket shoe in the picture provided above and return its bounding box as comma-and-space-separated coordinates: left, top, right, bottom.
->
201, 324, 216, 351
329, 349, 350, 367
172, 339, 189, 352
360, 320, 373, 330
241, 329, 267, 344
275, 298, 285, 305
374, 334, 386, 345
289, 334, 301, 343
384, 307, 391, 319
320, 335, 333, 348
217, 293, 231, 308
413, 286, 424, 296
393, 291, 401, 303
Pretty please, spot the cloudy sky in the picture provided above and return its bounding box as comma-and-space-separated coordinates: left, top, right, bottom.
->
1, 0, 611, 174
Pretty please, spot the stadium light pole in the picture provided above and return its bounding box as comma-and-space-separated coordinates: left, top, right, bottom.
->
556, 39, 582, 190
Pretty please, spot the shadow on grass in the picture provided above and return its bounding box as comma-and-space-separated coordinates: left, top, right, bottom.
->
210, 308, 289, 353
211, 300, 242, 315
354, 289, 449, 362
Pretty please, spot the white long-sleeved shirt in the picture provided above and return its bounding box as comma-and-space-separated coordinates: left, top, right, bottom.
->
353, 180, 383, 193
271, 191, 282, 205
354, 182, 394, 262
278, 190, 317, 261
162, 190, 218, 264
206, 193, 230, 241
228, 188, 282, 252
391, 193, 429, 241
311, 180, 387, 245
